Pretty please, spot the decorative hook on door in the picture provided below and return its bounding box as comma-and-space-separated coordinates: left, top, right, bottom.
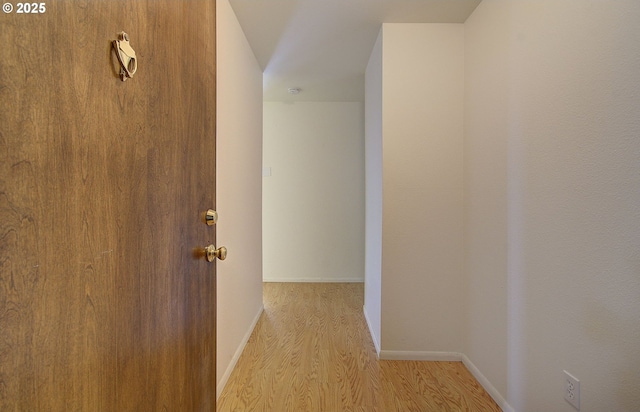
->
112, 32, 137, 81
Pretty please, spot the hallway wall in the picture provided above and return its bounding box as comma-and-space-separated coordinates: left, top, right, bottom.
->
363, 30, 383, 353
363, 24, 466, 356
263, 101, 365, 283
463, 0, 510, 402
364, 3, 640, 410
465, 1, 640, 410
216, 0, 264, 398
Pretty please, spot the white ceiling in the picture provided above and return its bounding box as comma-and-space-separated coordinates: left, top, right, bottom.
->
227, 0, 481, 102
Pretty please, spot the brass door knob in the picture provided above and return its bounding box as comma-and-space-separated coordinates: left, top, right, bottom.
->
204, 209, 218, 226
205, 244, 227, 262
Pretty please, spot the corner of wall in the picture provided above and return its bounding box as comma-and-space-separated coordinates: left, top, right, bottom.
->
362, 305, 381, 356
461, 355, 514, 412
216, 305, 264, 399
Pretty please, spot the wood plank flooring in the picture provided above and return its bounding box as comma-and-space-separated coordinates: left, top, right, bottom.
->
217, 283, 501, 411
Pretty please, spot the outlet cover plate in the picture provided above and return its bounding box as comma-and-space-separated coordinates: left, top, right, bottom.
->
564, 370, 580, 410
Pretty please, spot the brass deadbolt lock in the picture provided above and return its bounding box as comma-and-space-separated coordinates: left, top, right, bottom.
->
205, 209, 218, 226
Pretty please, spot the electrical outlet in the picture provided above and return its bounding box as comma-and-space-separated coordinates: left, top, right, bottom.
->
564, 370, 580, 410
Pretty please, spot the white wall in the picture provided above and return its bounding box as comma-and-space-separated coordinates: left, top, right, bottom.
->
465, 1, 640, 411
363, 30, 383, 354
216, 0, 264, 398
380, 24, 465, 355
263, 101, 365, 283
464, 0, 510, 401
219, 1, 640, 409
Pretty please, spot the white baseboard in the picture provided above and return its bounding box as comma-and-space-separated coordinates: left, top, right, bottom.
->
461, 354, 514, 412
216, 305, 264, 399
377, 350, 514, 412
379, 350, 463, 361
263, 277, 364, 283
362, 306, 381, 357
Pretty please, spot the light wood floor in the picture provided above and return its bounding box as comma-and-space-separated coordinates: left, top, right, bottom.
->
217, 283, 501, 411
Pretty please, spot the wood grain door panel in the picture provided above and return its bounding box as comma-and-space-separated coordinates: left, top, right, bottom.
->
0, 1, 216, 410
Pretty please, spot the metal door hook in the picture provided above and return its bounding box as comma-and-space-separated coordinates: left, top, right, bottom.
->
113, 32, 137, 81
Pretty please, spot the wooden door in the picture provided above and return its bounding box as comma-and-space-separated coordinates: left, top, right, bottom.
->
0, 1, 217, 410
